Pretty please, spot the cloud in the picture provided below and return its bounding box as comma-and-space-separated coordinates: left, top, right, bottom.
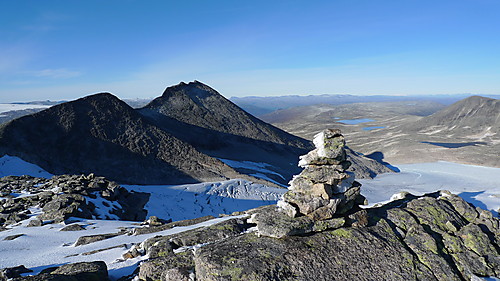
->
31, 68, 82, 79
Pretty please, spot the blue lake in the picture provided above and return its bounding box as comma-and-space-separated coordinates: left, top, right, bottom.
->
363, 126, 386, 131
336, 118, 375, 125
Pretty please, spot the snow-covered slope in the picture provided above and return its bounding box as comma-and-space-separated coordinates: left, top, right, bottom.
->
125, 180, 285, 222
0, 215, 242, 279
359, 161, 500, 216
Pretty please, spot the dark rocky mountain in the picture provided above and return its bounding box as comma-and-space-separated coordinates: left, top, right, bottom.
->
140, 81, 311, 148
0, 93, 243, 184
138, 81, 314, 183
139, 81, 391, 180
0, 82, 392, 185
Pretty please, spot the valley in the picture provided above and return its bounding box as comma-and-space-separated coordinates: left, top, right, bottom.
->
258, 96, 500, 168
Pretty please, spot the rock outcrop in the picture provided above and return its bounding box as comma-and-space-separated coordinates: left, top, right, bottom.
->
124, 191, 499, 281
0, 174, 149, 227
3, 261, 109, 281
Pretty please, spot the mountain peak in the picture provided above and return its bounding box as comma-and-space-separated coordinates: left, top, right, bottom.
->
142, 82, 312, 150
161, 80, 219, 100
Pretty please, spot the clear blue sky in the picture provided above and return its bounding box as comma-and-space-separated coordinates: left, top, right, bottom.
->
1, 0, 500, 102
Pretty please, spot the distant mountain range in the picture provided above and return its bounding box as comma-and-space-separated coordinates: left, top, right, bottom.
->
231, 93, 500, 116
0, 81, 392, 185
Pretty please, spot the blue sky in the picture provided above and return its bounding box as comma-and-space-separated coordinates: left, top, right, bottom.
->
1, 0, 500, 102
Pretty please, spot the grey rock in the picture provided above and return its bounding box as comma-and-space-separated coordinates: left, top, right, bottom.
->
169, 218, 250, 248
60, 224, 85, 231
14, 262, 109, 281
133, 215, 215, 235
75, 233, 121, 246
3, 234, 24, 241
27, 219, 43, 227
0, 265, 32, 280
138, 253, 194, 281
50, 261, 109, 280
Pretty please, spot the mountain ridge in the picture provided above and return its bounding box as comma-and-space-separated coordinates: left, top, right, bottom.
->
0, 92, 244, 184
0, 81, 393, 185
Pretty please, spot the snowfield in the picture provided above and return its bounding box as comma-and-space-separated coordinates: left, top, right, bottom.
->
124, 180, 285, 222
0, 215, 243, 279
1, 155, 499, 280
359, 161, 500, 216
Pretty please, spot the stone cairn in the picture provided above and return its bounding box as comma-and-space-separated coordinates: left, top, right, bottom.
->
250, 129, 367, 238
278, 129, 366, 220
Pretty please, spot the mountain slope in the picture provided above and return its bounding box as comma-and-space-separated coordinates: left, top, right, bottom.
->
139, 81, 314, 182
0, 93, 241, 184
141, 81, 311, 149
410, 95, 500, 136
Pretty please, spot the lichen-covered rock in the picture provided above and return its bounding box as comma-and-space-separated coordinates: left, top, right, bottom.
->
49, 261, 109, 280
188, 192, 499, 280
74, 232, 122, 246
138, 252, 194, 281
194, 226, 428, 281
60, 223, 85, 231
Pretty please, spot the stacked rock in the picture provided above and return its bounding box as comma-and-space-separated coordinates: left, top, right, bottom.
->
278, 129, 366, 220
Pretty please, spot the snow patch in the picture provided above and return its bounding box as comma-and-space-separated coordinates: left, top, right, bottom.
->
218, 158, 285, 180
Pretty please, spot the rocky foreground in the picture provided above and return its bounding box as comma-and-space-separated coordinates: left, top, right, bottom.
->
1, 130, 499, 281
2, 189, 499, 280
0, 174, 149, 228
